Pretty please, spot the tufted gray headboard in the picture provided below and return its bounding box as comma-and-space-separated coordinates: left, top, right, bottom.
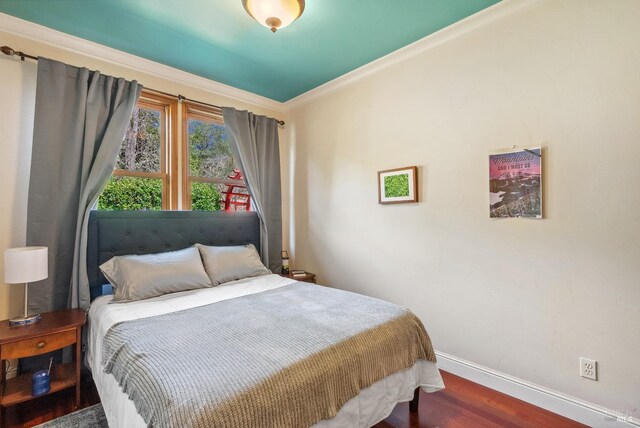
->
87, 210, 260, 300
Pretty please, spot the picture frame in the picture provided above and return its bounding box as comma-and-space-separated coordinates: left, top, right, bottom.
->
377, 166, 418, 204
489, 147, 542, 218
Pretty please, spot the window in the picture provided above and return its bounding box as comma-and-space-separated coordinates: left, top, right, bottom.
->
98, 91, 247, 211
98, 92, 175, 210
183, 103, 250, 211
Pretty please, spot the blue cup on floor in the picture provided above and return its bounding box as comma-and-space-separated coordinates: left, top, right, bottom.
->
32, 370, 50, 397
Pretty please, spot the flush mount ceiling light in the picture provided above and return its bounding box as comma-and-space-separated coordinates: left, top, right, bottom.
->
242, 0, 305, 33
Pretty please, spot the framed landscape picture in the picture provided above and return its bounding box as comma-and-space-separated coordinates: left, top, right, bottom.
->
378, 166, 418, 204
489, 147, 542, 218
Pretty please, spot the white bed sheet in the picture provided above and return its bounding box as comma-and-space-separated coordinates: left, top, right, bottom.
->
87, 274, 444, 428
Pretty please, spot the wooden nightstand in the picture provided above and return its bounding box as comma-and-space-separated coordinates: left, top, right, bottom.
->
280, 271, 316, 284
0, 309, 86, 421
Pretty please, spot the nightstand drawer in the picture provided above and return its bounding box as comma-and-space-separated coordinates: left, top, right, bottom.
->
1, 329, 76, 359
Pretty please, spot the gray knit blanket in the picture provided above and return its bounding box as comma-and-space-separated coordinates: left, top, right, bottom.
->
102, 283, 436, 428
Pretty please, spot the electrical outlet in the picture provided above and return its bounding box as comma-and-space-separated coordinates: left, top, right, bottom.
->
580, 357, 597, 380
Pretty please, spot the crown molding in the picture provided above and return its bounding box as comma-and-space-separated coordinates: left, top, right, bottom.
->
0, 13, 285, 113
284, 0, 544, 111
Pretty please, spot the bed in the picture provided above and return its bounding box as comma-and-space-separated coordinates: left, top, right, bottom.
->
85, 210, 444, 428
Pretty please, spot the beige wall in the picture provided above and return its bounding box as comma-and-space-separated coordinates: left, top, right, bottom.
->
0, 29, 288, 320
286, 0, 640, 416
0, 48, 36, 319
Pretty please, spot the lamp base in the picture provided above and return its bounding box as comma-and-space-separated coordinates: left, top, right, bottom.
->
9, 313, 41, 327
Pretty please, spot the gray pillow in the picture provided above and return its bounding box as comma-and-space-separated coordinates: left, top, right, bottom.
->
100, 246, 212, 302
196, 244, 270, 286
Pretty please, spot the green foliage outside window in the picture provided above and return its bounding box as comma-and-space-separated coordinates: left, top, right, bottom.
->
188, 119, 236, 179
384, 174, 410, 198
191, 182, 222, 211
98, 177, 223, 211
98, 176, 162, 210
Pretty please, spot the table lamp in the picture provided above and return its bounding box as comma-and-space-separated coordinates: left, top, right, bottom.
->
4, 246, 48, 326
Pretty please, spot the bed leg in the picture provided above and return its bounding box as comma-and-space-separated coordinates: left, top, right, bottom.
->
409, 387, 420, 413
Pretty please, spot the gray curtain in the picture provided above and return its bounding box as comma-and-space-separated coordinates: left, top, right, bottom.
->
26, 58, 142, 312
222, 108, 282, 273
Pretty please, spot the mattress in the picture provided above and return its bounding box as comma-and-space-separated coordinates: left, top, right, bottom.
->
86, 274, 444, 427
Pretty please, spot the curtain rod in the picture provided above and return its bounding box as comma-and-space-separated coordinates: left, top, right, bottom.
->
1, 45, 285, 126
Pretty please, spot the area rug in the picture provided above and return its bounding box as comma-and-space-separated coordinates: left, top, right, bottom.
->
34, 404, 108, 428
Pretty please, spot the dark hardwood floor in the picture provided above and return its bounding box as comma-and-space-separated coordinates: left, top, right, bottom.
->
374, 372, 587, 428
3, 370, 587, 428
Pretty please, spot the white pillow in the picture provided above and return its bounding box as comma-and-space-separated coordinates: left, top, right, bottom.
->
100, 246, 212, 302
196, 244, 270, 286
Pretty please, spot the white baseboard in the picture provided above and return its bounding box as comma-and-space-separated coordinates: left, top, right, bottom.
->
435, 351, 639, 428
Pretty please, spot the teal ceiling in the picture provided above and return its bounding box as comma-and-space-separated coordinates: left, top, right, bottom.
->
0, 0, 499, 102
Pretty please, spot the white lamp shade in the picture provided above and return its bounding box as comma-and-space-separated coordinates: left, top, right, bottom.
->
243, 0, 304, 31
4, 246, 48, 284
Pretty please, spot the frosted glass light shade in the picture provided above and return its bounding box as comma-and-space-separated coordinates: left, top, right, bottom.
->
242, 0, 305, 32
4, 246, 48, 284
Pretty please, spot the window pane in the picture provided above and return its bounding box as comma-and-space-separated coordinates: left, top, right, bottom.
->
191, 182, 224, 211
98, 176, 162, 211
116, 107, 161, 173
188, 119, 238, 179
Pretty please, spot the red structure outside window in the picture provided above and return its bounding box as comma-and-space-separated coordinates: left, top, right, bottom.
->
223, 169, 251, 211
